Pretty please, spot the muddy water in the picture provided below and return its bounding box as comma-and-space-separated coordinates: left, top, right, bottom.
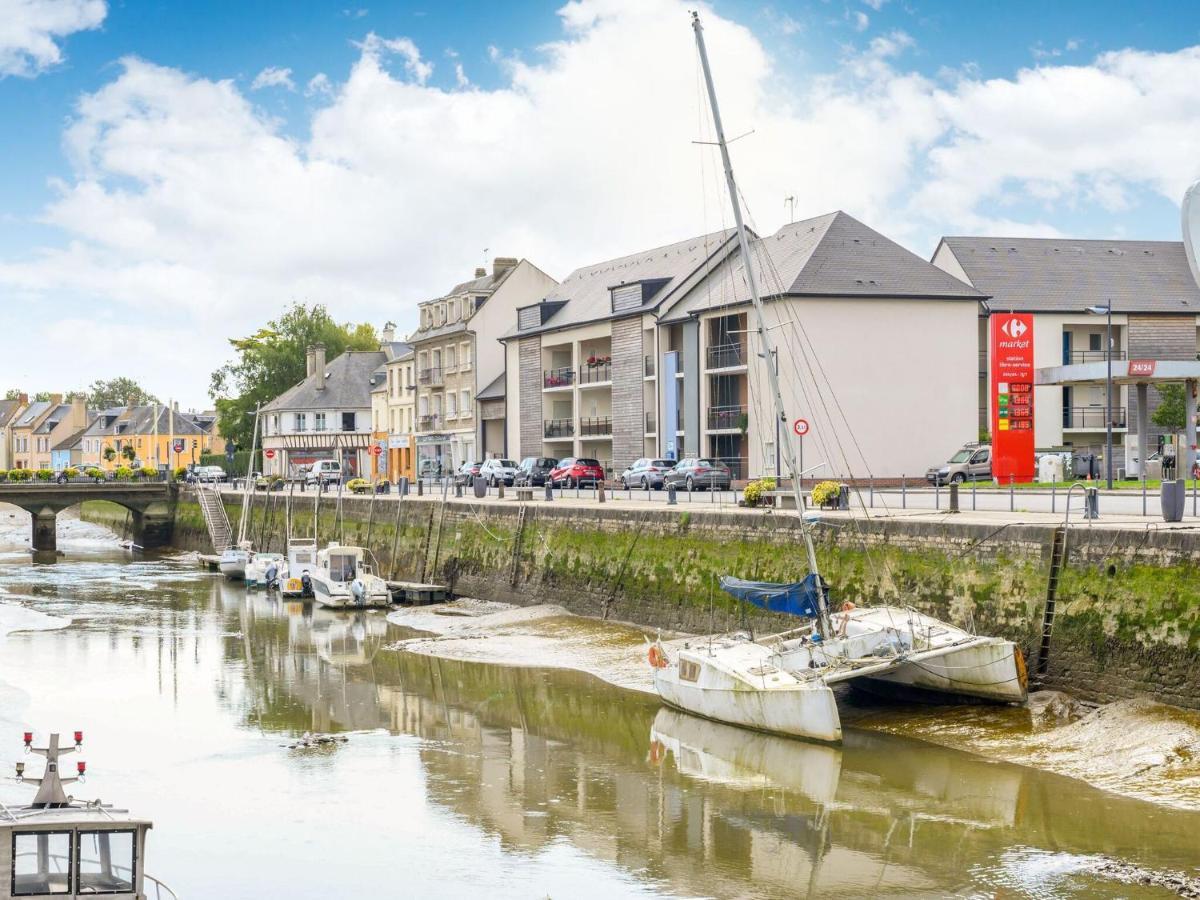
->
1, 519, 1199, 897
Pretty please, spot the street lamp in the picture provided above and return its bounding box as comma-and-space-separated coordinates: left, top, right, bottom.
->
1085, 303, 1114, 489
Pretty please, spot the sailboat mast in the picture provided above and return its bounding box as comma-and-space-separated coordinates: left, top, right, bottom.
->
239, 403, 261, 545
691, 12, 830, 633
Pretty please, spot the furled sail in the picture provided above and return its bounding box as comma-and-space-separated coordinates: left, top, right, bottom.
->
720, 574, 827, 619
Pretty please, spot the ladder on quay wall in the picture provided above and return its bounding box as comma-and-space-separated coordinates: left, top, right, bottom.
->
195, 484, 233, 552
1036, 525, 1068, 676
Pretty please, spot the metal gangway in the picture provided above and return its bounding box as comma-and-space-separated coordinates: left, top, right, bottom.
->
194, 483, 233, 551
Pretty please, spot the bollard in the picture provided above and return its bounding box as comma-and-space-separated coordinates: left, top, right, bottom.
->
1142, 477, 1147, 517
901, 476, 906, 509
398, 477, 409, 497
949, 482, 959, 513
598, 482, 605, 503
1194, 479, 1198, 517
545, 482, 553, 501
667, 484, 677, 505
972, 477, 977, 511
1051, 483, 1056, 515
497, 482, 505, 500
454, 482, 463, 498
869, 477, 874, 509
1009, 475, 1015, 512
935, 480, 940, 510
838, 484, 849, 511
417, 479, 423, 497
1084, 486, 1100, 519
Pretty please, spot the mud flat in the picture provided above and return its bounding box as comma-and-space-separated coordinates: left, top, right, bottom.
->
389, 599, 1200, 812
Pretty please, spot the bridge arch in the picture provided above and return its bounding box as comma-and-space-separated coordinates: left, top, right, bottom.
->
0, 483, 177, 554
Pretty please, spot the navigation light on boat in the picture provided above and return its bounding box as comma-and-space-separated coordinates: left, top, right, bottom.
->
23, 731, 32, 746
74, 730, 83, 746
15, 761, 24, 779
77, 760, 87, 776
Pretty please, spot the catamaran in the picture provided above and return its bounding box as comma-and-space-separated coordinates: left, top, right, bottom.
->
648, 14, 1027, 744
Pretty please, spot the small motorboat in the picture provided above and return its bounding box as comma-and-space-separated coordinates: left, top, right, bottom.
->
218, 540, 252, 580
309, 542, 391, 609
281, 538, 317, 598
1, 730, 178, 899
245, 552, 286, 590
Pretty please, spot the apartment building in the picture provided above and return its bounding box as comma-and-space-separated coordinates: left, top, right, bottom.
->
382, 339, 417, 482
504, 212, 983, 479
409, 257, 557, 476
933, 236, 1200, 456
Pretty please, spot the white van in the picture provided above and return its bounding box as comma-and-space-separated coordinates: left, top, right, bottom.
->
305, 459, 342, 486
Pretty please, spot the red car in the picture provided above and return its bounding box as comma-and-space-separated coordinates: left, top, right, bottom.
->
550, 457, 605, 488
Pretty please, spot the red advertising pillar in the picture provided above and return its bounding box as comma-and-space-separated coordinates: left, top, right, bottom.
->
990, 313, 1036, 483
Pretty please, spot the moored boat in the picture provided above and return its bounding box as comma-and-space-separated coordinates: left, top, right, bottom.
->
218, 540, 252, 580
281, 538, 317, 598
309, 543, 391, 609
245, 551, 287, 589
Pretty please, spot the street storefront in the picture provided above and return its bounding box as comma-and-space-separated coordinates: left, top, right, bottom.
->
416, 434, 451, 478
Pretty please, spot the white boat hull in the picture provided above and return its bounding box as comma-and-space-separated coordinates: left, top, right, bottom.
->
655, 673, 842, 743
310, 578, 391, 609
863, 638, 1027, 703
218, 550, 248, 579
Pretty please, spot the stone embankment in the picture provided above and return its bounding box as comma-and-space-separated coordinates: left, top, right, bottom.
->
81, 491, 1200, 709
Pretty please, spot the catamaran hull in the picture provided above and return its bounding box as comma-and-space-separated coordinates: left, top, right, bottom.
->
862, 639, 1027, 704
654, 673, 842, 743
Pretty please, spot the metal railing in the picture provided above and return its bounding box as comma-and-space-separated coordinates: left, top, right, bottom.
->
645, 411, 656, 433
418, 367, 443, 386
707, 404, 746, 431
1063, 406, 1126, 429
1069, 350, 1127, 364
644, 355, 655, 377
544, 367, 575, 388
578, 361, 612, 384
580, 416, 612, 436
706, 342, 746, 369
418, 415, 441, 431
544, 418, 574, 438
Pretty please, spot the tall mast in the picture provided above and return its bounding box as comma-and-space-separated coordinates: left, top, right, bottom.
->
691, 12, 831, 636
239, 403, 261, 545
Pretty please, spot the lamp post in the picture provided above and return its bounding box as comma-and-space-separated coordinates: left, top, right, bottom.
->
1085, 303, 1114, 489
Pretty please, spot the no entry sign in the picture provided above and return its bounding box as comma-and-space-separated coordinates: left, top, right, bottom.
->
369, 444, 383, 456
793, 418, 809, 437
172, 439, 184, 453
264, 448, 276, 459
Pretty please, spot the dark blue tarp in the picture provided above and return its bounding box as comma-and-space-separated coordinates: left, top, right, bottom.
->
720, 574, 826, 619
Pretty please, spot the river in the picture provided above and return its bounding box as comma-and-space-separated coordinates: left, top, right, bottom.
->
1, 512, 1199, 898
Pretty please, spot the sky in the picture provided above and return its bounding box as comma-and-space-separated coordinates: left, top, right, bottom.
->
2, 0, 1200, 409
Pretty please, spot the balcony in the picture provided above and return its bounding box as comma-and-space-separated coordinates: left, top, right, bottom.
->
418, 414, 441, 431
707, 404, 747, 431
544, 419, 575, 439
580, 417, 612, 437
544, 367, 575, 389
418, 367, 444, 387
706, 343, 746, 370
1068, 350, 1127, 364
578, 361, 612, 385
1063, 406, 1127, 429
645, 411, 656, 434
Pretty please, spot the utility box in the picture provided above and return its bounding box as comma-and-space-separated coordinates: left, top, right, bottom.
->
1038, 455, 1064, 483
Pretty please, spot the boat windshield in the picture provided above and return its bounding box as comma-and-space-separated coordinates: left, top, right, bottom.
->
329, 553, 357, 582
12, 831, 71, 895
77, 830, 136, 893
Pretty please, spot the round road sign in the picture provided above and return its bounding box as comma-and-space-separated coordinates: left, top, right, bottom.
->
793, 418, 810, 437
172, 439, 184, 453
369, 444, 383, 456
264, 448, 276, 460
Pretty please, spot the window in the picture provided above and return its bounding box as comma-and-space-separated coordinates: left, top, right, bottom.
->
421, 308, 431, 329
461, 342, 471, 368
432, 350, 441, 370
295, 413, 307, 432
446, 346, 456, 369
76, 830, 135, 894
461, 390, 471, 415
449, 299, 458, 321
12, 830, 72, 895
1089, 333, 1102, 352
342, 412, 356, 431
446, 393, 457, 418
419, 396, 428, 417
314, 412, 326, 432
679, 659, 701, 683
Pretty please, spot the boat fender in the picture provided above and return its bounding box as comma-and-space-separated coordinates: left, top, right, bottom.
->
648, 739, 666, 765
648, 644, 669, 668
841, 601, 856, 612
351, 579, 367, 604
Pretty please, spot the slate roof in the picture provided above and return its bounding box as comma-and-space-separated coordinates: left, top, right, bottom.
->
503, 230, 739, 340
937, 236, 1200, 314
13, 401, 52, 428
33, 404, 71, 434
661, 211, 984, 322
477, 373, 505, 401
52, 426, 89, 453
81, 405, 210, 437
407, 267, 517, 343
262, 350, 387, 412
0, 400, 21, 428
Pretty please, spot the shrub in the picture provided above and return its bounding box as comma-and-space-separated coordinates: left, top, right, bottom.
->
113, 466, 134, 481
139, 466, 158, 479
173, 466, 189, 481
346, 478, 371, 494
810, 480, 841, 507
742, 477, 776, 507
85, 467, 104, 480
35, 469, 54, 481
0, 470, 7, 482
8, 469, 32, 482
63, 467, 79, 479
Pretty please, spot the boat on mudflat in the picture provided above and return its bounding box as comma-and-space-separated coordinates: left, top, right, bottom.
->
309, 543, 391, 609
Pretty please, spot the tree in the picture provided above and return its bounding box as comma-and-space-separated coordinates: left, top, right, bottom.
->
1152, 384, 1190, 430
87, 377, 159, 409
33, 392, 52, 402
4, 389, 20, 401
210, 303, 378, 448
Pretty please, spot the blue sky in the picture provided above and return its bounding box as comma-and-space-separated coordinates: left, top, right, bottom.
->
2, 0, 1200, 406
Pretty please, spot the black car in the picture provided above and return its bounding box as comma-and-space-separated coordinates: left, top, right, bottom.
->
514, 456, 557, 487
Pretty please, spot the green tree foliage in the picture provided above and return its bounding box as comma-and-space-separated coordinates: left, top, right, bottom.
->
33, 391, 52, 402
210, 303, 378, 448
4, 389, 20, 400
1151, 384, 1187, 430
87, 377, 159, 409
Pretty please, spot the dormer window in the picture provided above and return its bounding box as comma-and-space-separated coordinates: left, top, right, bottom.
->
421, 308, 431, 329
449, 299, 458, 321
437, 305, 446, 326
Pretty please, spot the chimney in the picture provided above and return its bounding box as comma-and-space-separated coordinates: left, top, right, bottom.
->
313, 343, 327, 390
474, 267, 487, 278
71, 395, 86, 421
18, 392, 27, 406
492, 257, 518, 279
381, 321, 395, 343
306, 345, 316, 378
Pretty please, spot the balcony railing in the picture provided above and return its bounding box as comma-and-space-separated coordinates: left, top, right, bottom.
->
1069, 350, 1127, 364
707, 343, 746, 370
418, 414, 441, 431
544, 367, 575, 388
580, 416, 612, 436
707, 404, 747, 431
644, 355, 655, 377
418, 367, 444, 386
645, 411, 656, 433
1063, 406, 1127, 429
544, 419, 574, 438
578, 361, 612, 385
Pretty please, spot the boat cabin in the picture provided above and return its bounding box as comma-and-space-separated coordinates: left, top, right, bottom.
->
320, 544, 367, 583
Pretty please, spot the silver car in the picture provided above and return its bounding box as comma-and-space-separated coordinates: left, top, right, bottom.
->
480, 458, 518, 486
663, 458, 733, 491
619, 458, 675, 490
926, 444, 991, 485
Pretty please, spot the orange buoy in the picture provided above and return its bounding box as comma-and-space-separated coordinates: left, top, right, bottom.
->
841, 601, 856, 612
648, 644, 668, 668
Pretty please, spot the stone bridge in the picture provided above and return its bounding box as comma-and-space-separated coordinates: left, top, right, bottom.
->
0, 482, 177, 553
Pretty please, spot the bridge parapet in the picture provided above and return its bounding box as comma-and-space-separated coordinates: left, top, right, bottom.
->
0, 482, 177, 552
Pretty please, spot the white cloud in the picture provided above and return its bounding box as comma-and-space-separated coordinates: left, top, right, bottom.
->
453, 62, 468, 88
4, 0, 1200, 404
861, 0, 887, 9
250, 65, 294, 91
0, 0, 106, 77
851, 10, 870, 32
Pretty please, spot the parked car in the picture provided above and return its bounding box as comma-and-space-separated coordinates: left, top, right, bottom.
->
480, 458, 518, 486
514, 457, 557, 487
549, 457, 605, 488
195, 465, 227, 483
926, 443, 991, 485
663, 458, 732, 491
305, 459, 342, 486
619, 458, 676, 490
454, 461, 484, 486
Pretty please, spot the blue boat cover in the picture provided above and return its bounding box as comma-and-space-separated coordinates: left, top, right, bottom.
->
720, 574, 826, 619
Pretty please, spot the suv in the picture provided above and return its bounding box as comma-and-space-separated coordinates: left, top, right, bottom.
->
454, 461, 483, 486
305, 459, 342, 486
927, 444, 991, 485
515, 457, 557, 487
480, 458, 518, 486
620, 458, 675, 490
549, 457, 605, 488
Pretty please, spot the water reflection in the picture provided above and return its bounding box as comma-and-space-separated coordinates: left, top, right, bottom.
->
2, 553, 1199, 898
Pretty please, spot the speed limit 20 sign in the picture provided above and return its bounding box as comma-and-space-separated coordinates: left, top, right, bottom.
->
793, 418, 810, 437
